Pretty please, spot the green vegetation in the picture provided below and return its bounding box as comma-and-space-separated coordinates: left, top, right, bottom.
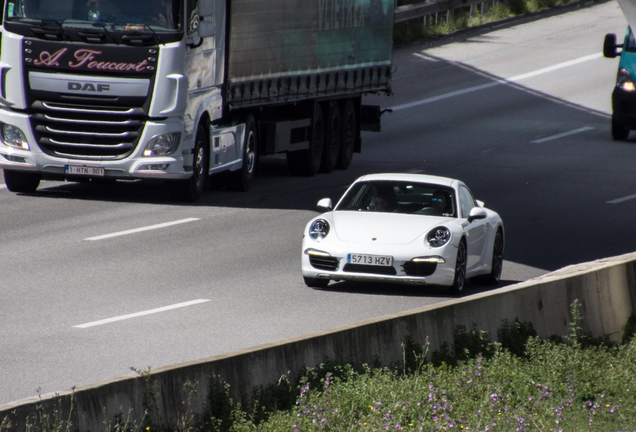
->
3, 302, 636, 432
393, 0, 593, 45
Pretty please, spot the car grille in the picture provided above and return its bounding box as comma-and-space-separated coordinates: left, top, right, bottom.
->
343, 264, 397, 276
402, 261, 437, 277
30, 101, 145, 160
309, 255, 339, 271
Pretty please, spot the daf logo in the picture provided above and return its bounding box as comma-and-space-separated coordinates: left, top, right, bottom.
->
68, 82, 110, 92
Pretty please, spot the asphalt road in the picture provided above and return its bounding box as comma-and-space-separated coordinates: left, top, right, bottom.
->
1, 0, 633, 406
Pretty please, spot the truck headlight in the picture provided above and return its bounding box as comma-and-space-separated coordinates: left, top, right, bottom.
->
617, 68, 636, 92
309, 219, 330, 240
1, 124, 30, 150
143, 133, 180, 156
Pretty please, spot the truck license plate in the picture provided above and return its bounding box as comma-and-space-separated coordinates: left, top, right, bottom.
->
347, 253, 393, 266
65, 166, 105, 176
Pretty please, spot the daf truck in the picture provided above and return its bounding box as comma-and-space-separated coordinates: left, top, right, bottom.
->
0, 0, 394, 201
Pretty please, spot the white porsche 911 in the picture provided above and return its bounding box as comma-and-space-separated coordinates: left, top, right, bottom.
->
301, 173, 504, 294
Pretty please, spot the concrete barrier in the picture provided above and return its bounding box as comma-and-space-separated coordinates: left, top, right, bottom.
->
2, 252, 635, 431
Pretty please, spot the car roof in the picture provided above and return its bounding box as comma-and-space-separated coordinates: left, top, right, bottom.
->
354, 173, 458, 187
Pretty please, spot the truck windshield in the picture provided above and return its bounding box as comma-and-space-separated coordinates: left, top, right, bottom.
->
4, 0, 182, 31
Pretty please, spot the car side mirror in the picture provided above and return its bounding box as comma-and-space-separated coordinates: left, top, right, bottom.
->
604, 33, 622, 58
317, 198, 332, 212
467, 207, 487, 222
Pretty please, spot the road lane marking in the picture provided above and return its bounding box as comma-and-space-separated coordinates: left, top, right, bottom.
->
73, 299, 211, 328
84, 217, 200, 241
0, 184, 6, 190
607, 194, 636, 204
392, 53, 602, 112
530, 127, 594, 144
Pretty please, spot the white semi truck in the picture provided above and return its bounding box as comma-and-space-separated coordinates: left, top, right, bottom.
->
0, 0, 394, 201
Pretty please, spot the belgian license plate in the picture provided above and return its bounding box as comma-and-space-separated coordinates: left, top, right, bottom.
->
347, 253, 393, 266
65, 165, 105, 176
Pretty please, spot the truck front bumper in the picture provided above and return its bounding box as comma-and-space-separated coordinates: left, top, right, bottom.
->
0, 111, 193, 180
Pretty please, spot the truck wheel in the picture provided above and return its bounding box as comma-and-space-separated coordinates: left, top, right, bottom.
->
612, 117, 630, 141
320, 101, 340, 173
336, 99, 355, 169
287, 104, 324, 177
4, 170, 41, 193
170, 123, 208, 202
229, 114, 258, 191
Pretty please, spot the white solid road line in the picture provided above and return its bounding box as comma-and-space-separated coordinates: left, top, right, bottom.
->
531, 127, 594, 144
607, 194, 636, 204
84, 217, 201, 241
74, 299, 211, 328
391, 53, 603, 112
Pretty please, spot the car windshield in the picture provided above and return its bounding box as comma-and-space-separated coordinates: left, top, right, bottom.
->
4, 0, 182, 31
335, 180, 457, 217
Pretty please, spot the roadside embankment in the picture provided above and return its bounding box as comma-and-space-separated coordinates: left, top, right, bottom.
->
2, 252, 635, 431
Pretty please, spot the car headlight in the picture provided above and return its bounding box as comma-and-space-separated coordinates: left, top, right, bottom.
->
426, 226, 451, 247
143, 133, 180, 157
1, 124, 30, 150
309, 219, 330, 240
617, 68, 636, 92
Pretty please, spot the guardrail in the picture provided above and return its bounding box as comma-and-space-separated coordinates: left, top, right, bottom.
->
394, 0, 501, 25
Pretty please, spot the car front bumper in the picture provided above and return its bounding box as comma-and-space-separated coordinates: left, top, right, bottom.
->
301, 241, 458, 287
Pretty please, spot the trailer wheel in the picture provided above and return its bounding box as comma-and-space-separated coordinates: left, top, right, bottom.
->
170, 123, 208, 202
336, 99, 355, 169
4, 170, 41, 193
287, 103, 324, 177
229, 114, 258, 191
320, 101, 340, 173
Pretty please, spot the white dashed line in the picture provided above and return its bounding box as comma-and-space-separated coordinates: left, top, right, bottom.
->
531, 127, 594, 144
84, 217, 200, 241
607, 194, 636, 204
73, 299, 211, 328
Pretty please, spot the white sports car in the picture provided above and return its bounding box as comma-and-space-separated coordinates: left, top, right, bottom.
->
301, 173, 504, 294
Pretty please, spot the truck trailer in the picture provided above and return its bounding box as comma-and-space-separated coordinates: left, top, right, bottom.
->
0, 0, 394, 201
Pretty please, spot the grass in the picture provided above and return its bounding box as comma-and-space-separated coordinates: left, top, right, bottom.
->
393, 0, 593, 45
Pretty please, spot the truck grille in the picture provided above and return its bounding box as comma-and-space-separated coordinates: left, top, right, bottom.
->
30, 101, 145, 160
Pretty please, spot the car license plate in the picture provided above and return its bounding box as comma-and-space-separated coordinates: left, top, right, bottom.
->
347, 253, 393, 266
65, 165, 105, 176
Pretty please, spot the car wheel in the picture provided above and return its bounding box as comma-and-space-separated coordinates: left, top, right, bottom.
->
303, 277, 329, 288
170, 123, 208, 202
287, 103, 324, 177
228, 114, 258, 191
320, 101, 340, 173
336, 99, 355, 170
485, 229, 504, 285
450, 241, 467, 296
4, 170, 41, 193
612, 117, 630, 141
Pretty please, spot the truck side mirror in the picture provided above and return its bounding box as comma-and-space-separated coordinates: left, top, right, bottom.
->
604, 33, 621, 58
198, 0, 214, 17
197, 20, 216, 39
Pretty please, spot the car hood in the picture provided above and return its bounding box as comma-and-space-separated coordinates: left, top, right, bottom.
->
332, 212, 453, 245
